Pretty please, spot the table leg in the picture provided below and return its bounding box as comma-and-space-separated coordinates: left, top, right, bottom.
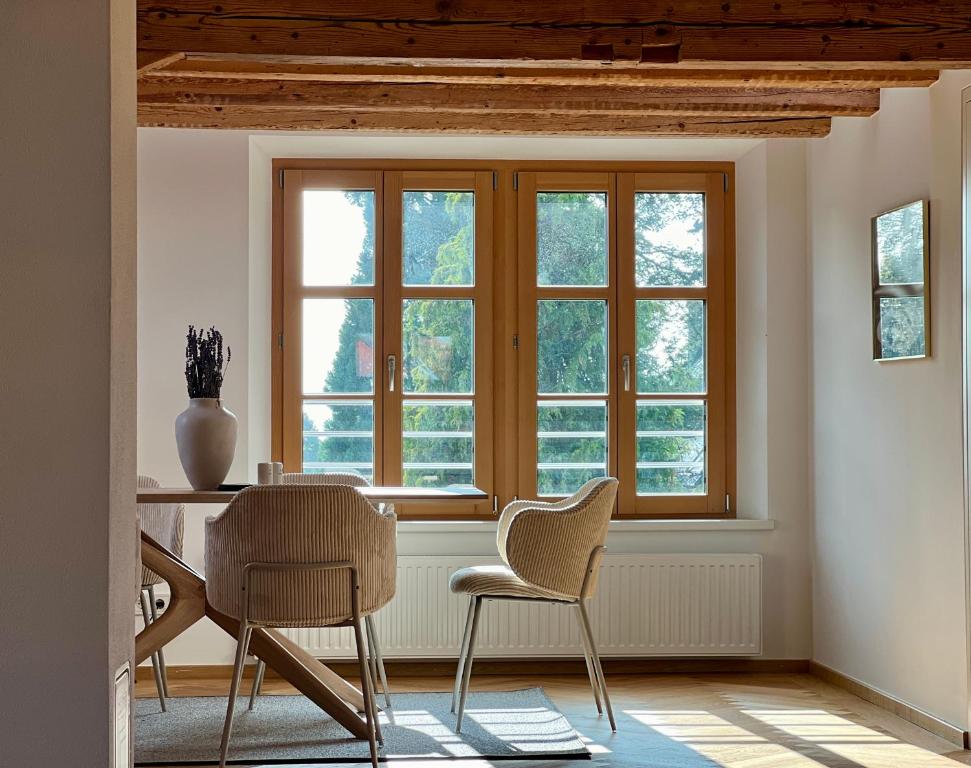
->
135, 532, 206, 665
206, 606, 367, 738
267, 627, 367, 714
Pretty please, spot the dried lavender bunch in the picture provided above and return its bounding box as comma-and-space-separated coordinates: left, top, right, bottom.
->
185, 325, 231, 399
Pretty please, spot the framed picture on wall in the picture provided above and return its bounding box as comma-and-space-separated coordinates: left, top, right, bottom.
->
871, 199, 930, 361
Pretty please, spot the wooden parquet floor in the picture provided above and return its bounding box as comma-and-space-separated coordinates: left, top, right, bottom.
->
135, 670, 971, 767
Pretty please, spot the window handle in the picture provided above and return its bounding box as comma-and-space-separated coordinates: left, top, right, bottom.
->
622, 354, 631, 392
387, 354, 396, 392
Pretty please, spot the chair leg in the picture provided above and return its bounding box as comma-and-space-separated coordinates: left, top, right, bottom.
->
366, 633, 383, 746
452, 596, 476, 713
353, 617, 381, 768
219, 622, 253, 768
365, 618, 379, 705
574, 603, 603, 715
455, 596, 482, 733
248, 658, 266, 711
366, 614, 392, 710
139, 590, 166, 712
147, 585, 169, 698
576, 601, 615, 732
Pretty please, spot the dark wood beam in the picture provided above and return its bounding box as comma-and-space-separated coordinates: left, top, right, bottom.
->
138, 105, 831, 137
136, 2, 971, 66
138, 76, 879, 117
156, 55, 940, 90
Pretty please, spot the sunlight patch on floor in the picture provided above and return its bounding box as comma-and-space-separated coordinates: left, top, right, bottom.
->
626, 708, 824, 767
624, 707, 962, 767
743, 708, 964, 767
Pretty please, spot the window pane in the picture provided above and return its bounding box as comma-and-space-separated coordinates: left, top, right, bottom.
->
402, 299, 473, 394
403, 191, 474, 286
878, 296, 926, 359
402, 400, 474, 487
637, 401, 705, 495
537, 401, 607, 496
302, 401, 373, 482
303, 190, 374, 286
538, 300, 608, 394
635, 192, 705, 287
536, 192, 608, 286
876, 201, 925, 285
303, 299, 374, 394
636, 300, 705, 394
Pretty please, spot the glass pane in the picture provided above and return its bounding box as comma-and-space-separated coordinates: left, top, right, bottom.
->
875, 201, 925, 285
537, 401, 608, 496
303, 190, 374, 286
302, 401, 373, 482
403, 191, 474, 286
402, 299, 473, 394
537, 300, 608, 395
636, 300, 705, 394
303, 299, 374, 394
635, 192, 705, 287
402, 400, 474, 487
636, 401, 705, 495
536, 192, 608, 286
878, 296, 926, 359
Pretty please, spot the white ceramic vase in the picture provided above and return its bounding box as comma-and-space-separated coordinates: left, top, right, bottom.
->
175, 398, 238, 490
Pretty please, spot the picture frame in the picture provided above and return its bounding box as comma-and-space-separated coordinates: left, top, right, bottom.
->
871, 199, 930, 361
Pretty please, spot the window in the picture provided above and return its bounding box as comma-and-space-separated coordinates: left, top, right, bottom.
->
622, 174, 732, 517
517, 174, 615, 501
518, 172, 732, 517
870, 200, 930, 361
275, 163, 734, 518
279, 169, 493, 517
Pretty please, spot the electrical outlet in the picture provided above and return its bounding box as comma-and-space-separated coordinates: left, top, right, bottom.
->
134, 591, 169, 618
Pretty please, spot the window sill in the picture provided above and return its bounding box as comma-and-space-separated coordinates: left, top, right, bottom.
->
396, 518, 776, 534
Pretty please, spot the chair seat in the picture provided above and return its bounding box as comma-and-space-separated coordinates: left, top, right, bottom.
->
448, 565, 571, 601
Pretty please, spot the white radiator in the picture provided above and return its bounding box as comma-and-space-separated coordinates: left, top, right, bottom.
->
284, 554, 762, 658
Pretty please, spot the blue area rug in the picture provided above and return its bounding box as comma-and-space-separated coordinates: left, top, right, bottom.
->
135, 687, 590, 764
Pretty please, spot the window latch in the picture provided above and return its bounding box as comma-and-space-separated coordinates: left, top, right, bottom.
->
387, 355, 396, 392
622, 354, 631, 392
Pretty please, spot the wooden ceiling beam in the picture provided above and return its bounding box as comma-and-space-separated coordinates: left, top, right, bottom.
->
137, 77, 880, 118
138, 105, 831, 138
154, 55, 940, 90
136, 2, 971, 66
137, 50, 185, 73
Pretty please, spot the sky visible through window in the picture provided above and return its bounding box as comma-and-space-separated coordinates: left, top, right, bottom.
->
302, 192, 371, 393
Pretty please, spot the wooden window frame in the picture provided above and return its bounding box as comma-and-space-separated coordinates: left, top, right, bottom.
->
272, 159, 736, 520
516, 172, 619, 503
280, 169, 386, 486
382, 171, 494, 517
616, 172, 731, 518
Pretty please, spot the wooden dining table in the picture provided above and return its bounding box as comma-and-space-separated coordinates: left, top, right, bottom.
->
135, 484, 487, 739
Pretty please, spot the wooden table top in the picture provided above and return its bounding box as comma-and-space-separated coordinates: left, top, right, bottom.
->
137, 485, 488, 504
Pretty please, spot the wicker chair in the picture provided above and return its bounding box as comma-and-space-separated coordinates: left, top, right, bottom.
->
137, 475, 185, 711
448, 477, 619, 732
248, 471, 393, 711
205, 484, 396, 768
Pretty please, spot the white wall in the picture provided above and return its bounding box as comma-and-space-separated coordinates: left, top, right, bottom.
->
808, 73, 971, 728
0, 1, 137, 765
137, 131, 251, 664
137, 130, 812, 664
736, 140, 813, 658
